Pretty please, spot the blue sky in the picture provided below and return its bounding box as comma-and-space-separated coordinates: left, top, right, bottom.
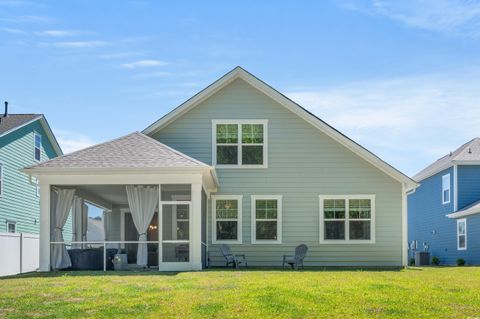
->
1, 0, 480, 177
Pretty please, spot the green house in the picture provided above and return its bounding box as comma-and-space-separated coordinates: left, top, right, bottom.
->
0, 106, 62, 234
25, 67, 417, 271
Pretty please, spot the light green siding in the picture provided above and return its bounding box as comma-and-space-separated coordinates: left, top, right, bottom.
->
0, 120, 61, 235
152, 78, 403, 267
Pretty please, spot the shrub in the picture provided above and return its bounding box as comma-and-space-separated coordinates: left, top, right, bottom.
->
431, 256, 440, 265
409, 258, 415, 266
456, 258, 466, 266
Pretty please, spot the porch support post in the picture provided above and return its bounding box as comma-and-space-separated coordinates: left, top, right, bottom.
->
39, 179, 51, 272
191, 182, 202, 270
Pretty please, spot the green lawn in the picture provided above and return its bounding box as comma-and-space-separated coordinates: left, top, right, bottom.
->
1, 267, 480, 319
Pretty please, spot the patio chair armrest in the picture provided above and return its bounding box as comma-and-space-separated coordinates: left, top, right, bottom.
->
235, 254, 246, 259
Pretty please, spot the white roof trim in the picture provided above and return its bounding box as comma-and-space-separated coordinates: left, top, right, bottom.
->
414, 160, 480, 182
447, 202, 480, 219
447, 210, 480, 219
0, 115, 63, 156
142, 66, 417, 190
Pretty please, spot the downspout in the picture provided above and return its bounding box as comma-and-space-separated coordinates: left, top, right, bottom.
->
453, 164, 458, 211
402, 183, 408, 267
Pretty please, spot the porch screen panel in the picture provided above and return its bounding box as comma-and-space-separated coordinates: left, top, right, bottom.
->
161, 204, 190, 262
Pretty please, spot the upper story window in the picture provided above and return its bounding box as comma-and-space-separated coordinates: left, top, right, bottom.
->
34, 133, 42, 162
319, 195, 375, 243
212, 120, 267, 168
442, 173, 450, 204
457, 218, 467, 250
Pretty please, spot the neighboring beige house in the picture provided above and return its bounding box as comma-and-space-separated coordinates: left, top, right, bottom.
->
24, 67, 417, 272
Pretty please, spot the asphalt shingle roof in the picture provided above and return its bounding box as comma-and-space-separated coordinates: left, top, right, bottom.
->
0, 114, 41, 135
26, 132, 209, 170
414, 138, 480, 181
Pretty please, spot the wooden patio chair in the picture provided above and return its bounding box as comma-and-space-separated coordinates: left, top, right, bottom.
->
282, 244, 308, 270
220, 244, 247, 269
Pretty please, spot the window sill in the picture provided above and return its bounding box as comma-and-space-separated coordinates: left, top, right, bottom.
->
215, 164, 268, 169
320, 240, 375, 244
251, 240, 282, 245
212, 240, 243, 245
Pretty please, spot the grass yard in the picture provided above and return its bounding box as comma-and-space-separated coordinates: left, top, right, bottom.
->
1, 267, 480, 319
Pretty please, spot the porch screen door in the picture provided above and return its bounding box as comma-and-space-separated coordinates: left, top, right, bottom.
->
160, 203, 190, 262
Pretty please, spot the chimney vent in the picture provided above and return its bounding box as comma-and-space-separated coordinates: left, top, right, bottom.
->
3, 101, 8, 117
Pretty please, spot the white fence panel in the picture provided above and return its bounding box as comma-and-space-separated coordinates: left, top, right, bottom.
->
21, 233, 40, 273
0, 232, 39, 277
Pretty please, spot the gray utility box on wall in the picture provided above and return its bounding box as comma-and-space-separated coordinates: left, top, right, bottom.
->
415, 252, 430, 266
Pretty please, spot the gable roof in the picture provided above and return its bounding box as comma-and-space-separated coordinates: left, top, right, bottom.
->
0, 114, 39, 135
414, 138, 480, 182
142, 66, 417, 190
0, 113, 63, 156
24, 132, 211, 171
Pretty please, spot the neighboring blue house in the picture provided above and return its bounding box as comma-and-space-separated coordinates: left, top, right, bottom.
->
408, 138, 480, 265
0, 102, 62, 234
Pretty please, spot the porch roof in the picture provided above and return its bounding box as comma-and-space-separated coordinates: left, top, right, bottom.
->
446, 199, 480, 219
24, 132, 215, 175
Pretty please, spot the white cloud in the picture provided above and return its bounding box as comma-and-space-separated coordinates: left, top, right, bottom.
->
340, 0, 480, 37
286, 69, 480, 175
121, 59, 167, 69
54, 129, 96, 154
0, 27, 25, 34
0, 15, 51, 23
99, 51, 143, 59
49, 40, 108, 48
35, 29, 80, 37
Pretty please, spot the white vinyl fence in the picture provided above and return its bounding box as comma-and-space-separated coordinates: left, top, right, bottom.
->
0, 232, 39, 277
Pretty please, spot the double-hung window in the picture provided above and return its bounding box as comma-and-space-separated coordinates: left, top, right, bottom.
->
213, 120, 267, 167
320, 195, 375, 243
442, 173, 451, 204
212, 195, 242, 244
251, 195, 282, 244
457, 218, 467, 250
34, 133, 42, 162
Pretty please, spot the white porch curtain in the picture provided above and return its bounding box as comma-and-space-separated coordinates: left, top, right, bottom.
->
125, 185, 159, 267
52, 188, 75, 269
82, 203, 88, 244
71, 197, 87, 249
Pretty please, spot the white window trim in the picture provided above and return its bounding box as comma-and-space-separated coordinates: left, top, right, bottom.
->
212, 195, 243, 244
442, 173, 451, 204
0, 161, 3, 197
319, 195, 376, 244
6, 221, 16, 233
212, 119, 268, 168
34, 132, 42, 162
251, 195, 282, 244
457, 218, 467, 250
